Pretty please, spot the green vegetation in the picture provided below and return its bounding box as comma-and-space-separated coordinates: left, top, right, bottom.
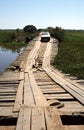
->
0, 25, 38, 45
23, 25, 38, 43
54, 30, 84, 79
47, 27, 64, 42
0, 30, 26, 51
38, 26, 64, 42
0, 25, 39, 51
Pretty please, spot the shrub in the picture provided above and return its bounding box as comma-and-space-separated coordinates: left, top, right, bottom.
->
51, 27, 64, 42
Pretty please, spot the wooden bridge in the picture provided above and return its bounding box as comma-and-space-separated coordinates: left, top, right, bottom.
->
0, 36, 84, 130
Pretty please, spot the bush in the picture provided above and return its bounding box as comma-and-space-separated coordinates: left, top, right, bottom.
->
0, 31, 14, 43
0, 29, 24, 44
51, 27, 64, 42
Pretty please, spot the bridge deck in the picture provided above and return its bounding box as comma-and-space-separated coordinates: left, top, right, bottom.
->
0, 37, 84, 130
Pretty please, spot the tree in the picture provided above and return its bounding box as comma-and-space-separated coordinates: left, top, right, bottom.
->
23, 25, 37, 34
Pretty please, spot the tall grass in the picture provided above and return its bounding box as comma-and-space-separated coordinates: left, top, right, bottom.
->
54, 30, 84, 79
0, 30, 27, 51
0, 30, 13, 43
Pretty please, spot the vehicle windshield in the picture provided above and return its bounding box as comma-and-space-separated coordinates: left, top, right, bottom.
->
42, 32, 49, 35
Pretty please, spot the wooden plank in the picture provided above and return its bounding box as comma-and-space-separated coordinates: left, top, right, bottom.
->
24, 73, 35, 106
41, 89, 66, 94
43, 67, 84, 105
46, 97, 74, 100
50, 67, 84, 92
0, 98, 15, 101
0, 107, 17, 117
0, 86, 17, 89
0, 102, 14, 107
16, 107, 23, 130
31, 107, 46, 130
29, 71, 48, 106
42, 41, 52, 67
0, 95, 15, 99
13, 80, 24, 112
39, 84, 57, 88
0, 126, 15, 130
36, 79, 52, 82
45, 93, 73, 99
0, 85, 17, 88
64, 126, 84, 130
44, 107, 64, 130
23, 107, 31, 130
19, 71, 24, 80
0, 89, 16, 93
37, 82, 55, 86
59, 101, 84, 113
25, 39, 41, 70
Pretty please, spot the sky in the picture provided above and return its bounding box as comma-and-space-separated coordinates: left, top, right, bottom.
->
0, 0, 84, 30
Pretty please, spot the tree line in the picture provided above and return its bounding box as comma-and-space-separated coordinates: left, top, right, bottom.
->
0, 25, 64, 44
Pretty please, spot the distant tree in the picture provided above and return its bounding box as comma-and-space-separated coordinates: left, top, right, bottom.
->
23, 25, 37, 34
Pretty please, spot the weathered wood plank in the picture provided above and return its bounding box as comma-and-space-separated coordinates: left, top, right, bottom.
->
19, 71, 24, 80
0, 126, 15, 130
43, 67, 84, 105
0, 98, 15, 101
24, 73, 35, 106
13, 80, 24, 112
45, 93, 74, 100
29, 71, 48, 106
64, 126, 84, 130
0, 102, 14, 107
0, 90, 16, 93
31, 107, 46, 130
16, 107, 23, 130
44, 107, 64, 130
0, 95, 15, 99
23, 107, 31, 130
42, 89, 66, 94
0, 107, 17, 117
37, 81, 56, 86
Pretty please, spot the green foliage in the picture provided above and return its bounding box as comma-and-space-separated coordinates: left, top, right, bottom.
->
23, 25, 37, 34
23, 25, 38, 43
0, 31, 14, 43
0, 29, 24, 44
0, 25, 38, 44
47, 26, 64, 42
54, 30, 84, 79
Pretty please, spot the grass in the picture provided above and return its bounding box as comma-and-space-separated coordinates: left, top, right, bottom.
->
54, 30, 84, 79
0, 30, 13, 43
0, 42, 27, 52
0, 30, 27, 51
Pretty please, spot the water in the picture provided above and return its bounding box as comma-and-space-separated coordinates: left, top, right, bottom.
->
0, 46, 24, 74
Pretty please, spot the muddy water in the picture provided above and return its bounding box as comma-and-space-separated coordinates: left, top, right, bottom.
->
0, 46, 24, 74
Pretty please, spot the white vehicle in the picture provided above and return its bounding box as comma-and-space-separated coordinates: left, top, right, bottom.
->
41, 32, 50, 42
